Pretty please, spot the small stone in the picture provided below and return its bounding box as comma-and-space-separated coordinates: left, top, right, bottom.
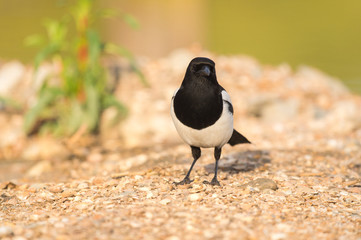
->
134, 175, 143, 181
165, 236, 180, 240
91, 177, 105, 185
295, 186, 314, 195
188, 193, 202, 201
22, 137, 68, 161
242, 178, 278, 191
0, 61, 25, 95
0, 182, 17, 190
271, 233, 287, 240
87, 152, 103, 162
26, 160, 52, 177
75, 202, 89, 210
17, 184, 29, 190
104, 179, 119, 187
5, 197, 18, 205
28, 183, 47, 191
61, 189, 76, 198
118, 154, 148, 171
30, 214, 40, 221
145, 212, 153, 219
13, 236, 27, 240
48, 186, 63, 193
138, 187, 151, 192
111, 172, 129, 179
16, 191, 31, 201
39, 191, 55, 201
241, 203, 253, 210
146, 192, 154, 199
160, 198, 171, 205
77, 182, 89, 189
0, 225, 13, 237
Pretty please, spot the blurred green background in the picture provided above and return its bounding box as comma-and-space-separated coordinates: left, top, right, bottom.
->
0, 0, 360, 93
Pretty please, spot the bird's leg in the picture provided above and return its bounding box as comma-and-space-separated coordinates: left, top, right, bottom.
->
210, 147, 222, 186
175, 146, 201, 185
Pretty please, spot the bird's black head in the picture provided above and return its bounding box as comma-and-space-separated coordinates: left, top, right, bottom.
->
182, 57, 218, 86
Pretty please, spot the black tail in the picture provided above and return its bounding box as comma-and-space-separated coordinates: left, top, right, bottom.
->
228, 129, 251, 146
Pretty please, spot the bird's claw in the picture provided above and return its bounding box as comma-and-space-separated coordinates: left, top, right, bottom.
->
203, 178, 221, 186
174, 177, 193, 185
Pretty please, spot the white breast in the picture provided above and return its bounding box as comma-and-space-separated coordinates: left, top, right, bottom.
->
171, 90, 234, 148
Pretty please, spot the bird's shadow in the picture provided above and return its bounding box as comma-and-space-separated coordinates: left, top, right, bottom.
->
205, 150, 271, 173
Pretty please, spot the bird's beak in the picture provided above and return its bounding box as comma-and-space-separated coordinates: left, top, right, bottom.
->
199, 65, 211, 77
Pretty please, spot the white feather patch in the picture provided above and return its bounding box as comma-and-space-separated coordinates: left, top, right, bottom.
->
171, 90, 233, 148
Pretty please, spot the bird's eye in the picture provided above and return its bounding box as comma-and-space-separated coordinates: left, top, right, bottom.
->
192, 65, 202, 72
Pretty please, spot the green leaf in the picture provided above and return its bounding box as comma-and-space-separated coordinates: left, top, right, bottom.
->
24, 34, 45, 47
105, 43, 148, 86
24, 87, 63, 134
44, 18, 68, 44
85, 83, 100, 132
0, 96, 22, 111
34, 44, 59, 69
87, 29, 101, 66
122, 13, 140, 29
103, 94, 127, 123
67, 99, 84, 134
99, 8, 118, 19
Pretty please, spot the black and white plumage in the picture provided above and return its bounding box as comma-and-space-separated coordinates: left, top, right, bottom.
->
171, 57, 250, 186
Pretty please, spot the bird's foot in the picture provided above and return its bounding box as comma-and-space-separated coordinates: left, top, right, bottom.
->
174, 177, 193, 185
203, 177, 221, 186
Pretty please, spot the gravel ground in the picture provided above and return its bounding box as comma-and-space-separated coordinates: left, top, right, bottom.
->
1, 144, 360, 240
0, 49, 361, 239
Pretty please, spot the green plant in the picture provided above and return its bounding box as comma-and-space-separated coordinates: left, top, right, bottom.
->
24, 0, 145, 136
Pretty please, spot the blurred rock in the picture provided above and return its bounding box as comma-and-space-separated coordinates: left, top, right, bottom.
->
0, 114, 25, 159
61, 189, 76, 198
326, 100, 361, 133
22, 137, 68, 161
0, 225, 13, 237
310, 99, 361, 133
118, 154, 148, 171
294, 66, 349, 95
242, 178, 278, 191
26, 160, 52, 177
99, 107, 121, 140
0, 61, 25, 95
247, 96, 300, 122
86, 152, 103, 163
0, 181, 17, 190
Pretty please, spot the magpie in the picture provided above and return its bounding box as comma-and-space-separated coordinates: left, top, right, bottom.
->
171, 57, 251, 186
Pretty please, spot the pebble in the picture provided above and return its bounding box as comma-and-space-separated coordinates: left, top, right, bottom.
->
160, 198, 171, 205
0, 61, 25, 95
146, 192, 154, 199
77, 182, 89, 189
91, 177, 106, 185
61, 189, 76, 198
87, 152, 103, 162
242, 178, 278, 191
295, 186, 315, 195
26, 161, 52, 177
48, 186, 63, 193
188, 193, 202, 201
0, 225, 13, 237
16, 191, 30, 201
75, 202, 89, 210
0, 181, 17, 190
